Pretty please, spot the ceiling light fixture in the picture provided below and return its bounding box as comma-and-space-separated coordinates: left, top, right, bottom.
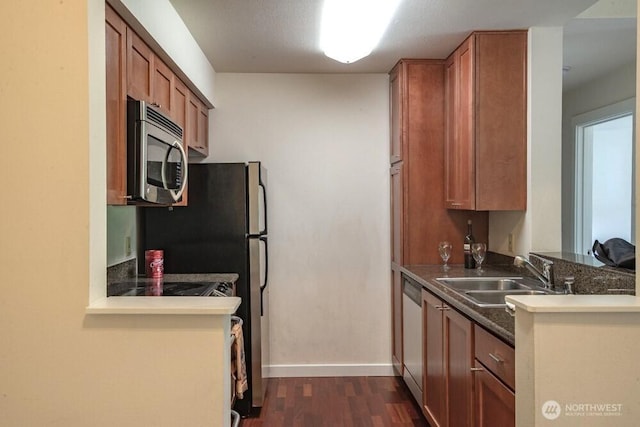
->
320, 0, 402, 64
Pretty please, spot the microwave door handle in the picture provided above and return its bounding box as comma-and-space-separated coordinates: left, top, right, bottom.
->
161, 140, 188, 203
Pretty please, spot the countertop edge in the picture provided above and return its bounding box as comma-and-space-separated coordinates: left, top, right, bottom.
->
86, 296, 241, 315
400, 265, 515, 346
505, 294, 640, 313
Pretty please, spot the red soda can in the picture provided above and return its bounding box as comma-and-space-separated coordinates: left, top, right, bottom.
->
145, 249, 164, 278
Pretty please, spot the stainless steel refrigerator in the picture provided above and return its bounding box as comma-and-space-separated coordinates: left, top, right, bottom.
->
140, 162, 268, 417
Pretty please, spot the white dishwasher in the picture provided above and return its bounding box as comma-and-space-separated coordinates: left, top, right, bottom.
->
402, 277, 423, 403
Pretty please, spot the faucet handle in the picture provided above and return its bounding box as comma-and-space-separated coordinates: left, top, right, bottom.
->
542, 262, 554, 284
562, 276, 575, 294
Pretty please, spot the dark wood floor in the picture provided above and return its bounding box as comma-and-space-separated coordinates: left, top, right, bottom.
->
240, 376, 429, 427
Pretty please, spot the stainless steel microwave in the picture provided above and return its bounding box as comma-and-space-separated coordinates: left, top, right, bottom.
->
127, 100, 188, 205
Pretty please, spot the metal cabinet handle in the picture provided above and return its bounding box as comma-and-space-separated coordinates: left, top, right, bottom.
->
489, 353, 504, 364
470, 367, 484, 372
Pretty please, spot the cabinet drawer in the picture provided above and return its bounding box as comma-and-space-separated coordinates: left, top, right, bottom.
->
474, 325, 515, 390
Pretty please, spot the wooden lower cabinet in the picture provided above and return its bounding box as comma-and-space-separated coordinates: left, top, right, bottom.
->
422, 291, 446, 426
422, 287, 515, 427
473, 363, 515, 427
444, 306, 474, 427
473, 324, 515, 427
391, 266, 403, 375
422, 290, 473, 427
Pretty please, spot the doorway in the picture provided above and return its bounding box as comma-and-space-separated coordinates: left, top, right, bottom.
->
574, 98, 635, 255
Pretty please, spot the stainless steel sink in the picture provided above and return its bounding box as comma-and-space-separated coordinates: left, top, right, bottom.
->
434, 276, 557, 308
463, 290, 548, 307
436, 277, 529, 291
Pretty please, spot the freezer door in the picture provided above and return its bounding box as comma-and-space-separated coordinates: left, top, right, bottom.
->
248, 162, 267, 236
248, 236, 265, 408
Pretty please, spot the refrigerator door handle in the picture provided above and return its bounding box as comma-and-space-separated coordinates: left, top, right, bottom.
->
259, 179, 267, 236
259, 236, 268, 316
259, 236, 268, 291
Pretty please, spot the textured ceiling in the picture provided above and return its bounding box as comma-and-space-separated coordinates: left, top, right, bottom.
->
169, 0, 635, 89
563, 17, 636, 91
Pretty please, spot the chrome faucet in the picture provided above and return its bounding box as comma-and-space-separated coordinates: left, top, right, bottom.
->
513, 255, 554, 289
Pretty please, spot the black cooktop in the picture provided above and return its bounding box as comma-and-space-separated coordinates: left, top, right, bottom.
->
108, 280, 234, 297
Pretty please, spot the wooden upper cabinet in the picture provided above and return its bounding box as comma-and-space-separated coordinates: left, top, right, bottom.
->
444, 31, 527, 211
152, 58, 174, 116
445, 38, 475, 210
105, 5, 127, 205
185, 91, 210, 157
172, 78, 188, 131
126, 26, 180, 120
126, 29, 154, 103
190, 96, 209, 157
186, 94, 199, 150
390, 66, 402, 164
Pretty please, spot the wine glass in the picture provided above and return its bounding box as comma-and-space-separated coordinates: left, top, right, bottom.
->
438, 241, 452, 270
471, 243, 487, 271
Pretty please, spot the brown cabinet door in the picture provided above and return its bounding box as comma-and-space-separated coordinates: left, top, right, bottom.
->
172, 78, 188, 131
191, 98, 209, 157
390, 163, 404, 265
152, 58, 174, 116
473, 362, 515, 427
445, 31, 527, 211
445, 37, 475, 210
105, 5, 127, 205
186, 93, 199, 150
389, 65, 402, 164
444, 305, 474, 427
474, 31, 527, 211
126, 30, 153, 102
391, 267, 403, 375
422, 291, 445, 427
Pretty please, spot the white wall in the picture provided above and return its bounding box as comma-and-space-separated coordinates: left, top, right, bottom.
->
208, 73, 392, 376
0, 2, 229, 426
490, 27, 564, 256
562, 61, 636, 251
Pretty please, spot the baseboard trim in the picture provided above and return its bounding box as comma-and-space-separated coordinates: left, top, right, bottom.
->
264, 363, 395, 378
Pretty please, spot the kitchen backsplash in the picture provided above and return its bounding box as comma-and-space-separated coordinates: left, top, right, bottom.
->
107, 258, 137, 285
486, 251, 635, 295
107, 206, 137, 267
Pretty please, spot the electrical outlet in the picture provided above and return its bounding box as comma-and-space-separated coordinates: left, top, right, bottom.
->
125, 236, 132, 256
508, 234, 514, 252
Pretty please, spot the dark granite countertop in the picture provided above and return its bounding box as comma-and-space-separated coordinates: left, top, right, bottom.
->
400, 265, 519, 346
108, 273, 239, 297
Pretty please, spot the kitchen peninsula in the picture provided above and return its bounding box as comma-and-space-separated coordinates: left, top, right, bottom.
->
508, 294, 640, 426
86, 273, 240, 426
